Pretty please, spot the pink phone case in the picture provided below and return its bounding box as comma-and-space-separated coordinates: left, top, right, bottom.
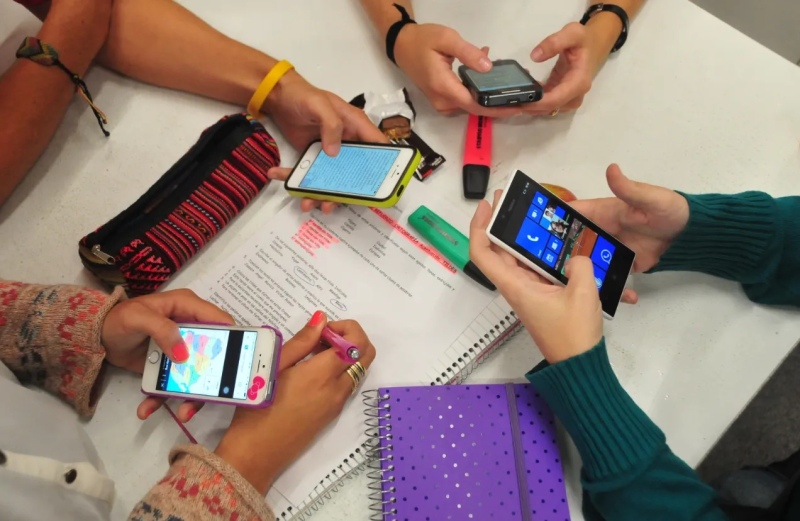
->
141, 323, 283, 409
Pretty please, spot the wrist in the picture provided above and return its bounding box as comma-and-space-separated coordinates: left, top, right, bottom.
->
373, 3, 416, 38
583, 12, 623, 73
392, 23, 419, 72
516, 314, 602, 365
234, 53, 281, 110
215, 430, 280, 495
260, 68, 302, 116
543, 334, 603, 364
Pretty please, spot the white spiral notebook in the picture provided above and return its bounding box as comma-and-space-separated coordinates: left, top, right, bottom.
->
185, 183, 523, 520
275, 302, 522, 520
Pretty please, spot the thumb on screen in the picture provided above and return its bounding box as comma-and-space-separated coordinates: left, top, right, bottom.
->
564, 256, 599, 301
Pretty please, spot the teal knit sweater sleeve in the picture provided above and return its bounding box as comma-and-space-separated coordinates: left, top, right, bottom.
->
527, 340, 728, 521
651, 192, 800, 305
523, 192, 800, 520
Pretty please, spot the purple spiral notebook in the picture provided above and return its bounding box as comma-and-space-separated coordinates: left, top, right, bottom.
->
364, 383, 570, 521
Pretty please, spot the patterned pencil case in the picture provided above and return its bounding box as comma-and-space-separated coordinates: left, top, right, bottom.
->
79, 113, 280, 296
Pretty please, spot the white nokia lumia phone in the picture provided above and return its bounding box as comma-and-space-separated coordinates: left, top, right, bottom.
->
487, 170, 635, 318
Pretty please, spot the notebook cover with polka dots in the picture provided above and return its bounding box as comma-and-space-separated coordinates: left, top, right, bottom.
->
365, 384, 569, 521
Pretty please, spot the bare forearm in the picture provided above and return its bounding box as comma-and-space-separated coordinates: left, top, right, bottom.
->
585, 0, 645, 72
0, 0, 110, 205
358, 0, 414, 38
97, 0, 277, 108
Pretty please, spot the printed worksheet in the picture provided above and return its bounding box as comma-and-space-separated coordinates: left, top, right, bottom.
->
189, 183, 498, 505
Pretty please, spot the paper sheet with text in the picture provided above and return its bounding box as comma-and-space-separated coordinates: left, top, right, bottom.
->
188, 184, 496, 505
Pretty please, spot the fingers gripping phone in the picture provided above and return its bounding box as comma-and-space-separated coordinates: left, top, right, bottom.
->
284, 141, 421, 208
458, 59, 543, 107
487, 170, 636, 318
141, 324, 282, 408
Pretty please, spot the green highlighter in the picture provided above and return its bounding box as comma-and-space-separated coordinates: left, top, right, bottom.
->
408, 205, 496, 291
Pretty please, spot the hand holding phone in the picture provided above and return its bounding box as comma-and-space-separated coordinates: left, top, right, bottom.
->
97, 289, 236, 422
484, 170, 635, 318
388, 22, 522, 117
458, 59, 543, 108
524, 22, 596, 116
284, 141, 421, 208
141, 324, 282, 408
567, 164, 690, 275
468, 192, 604, 364
213, 313, 377, 494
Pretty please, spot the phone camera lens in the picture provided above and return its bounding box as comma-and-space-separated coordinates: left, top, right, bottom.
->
528, 94, 534, 100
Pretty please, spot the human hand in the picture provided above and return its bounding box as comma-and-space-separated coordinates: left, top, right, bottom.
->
525, 22, 597, 116
569, 164, 689, 279
264, 70, 387, 156
469, 193, 603, 363
264, 70, 387, 213
393, 23, 521, 117
213, 311, 376, 494
100, 289, 235, 422
266, 167, 337, 214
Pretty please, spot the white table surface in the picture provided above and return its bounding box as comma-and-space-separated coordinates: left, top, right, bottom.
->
2, 0, 800, 519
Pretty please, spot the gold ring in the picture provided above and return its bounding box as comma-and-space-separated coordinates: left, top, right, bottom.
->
346, 367, 360, 394
350, 361, 366, 378
549, 108, 560, 117
346, 362, 366, 394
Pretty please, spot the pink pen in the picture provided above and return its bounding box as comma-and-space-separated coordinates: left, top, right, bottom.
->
321, 326, 361, 364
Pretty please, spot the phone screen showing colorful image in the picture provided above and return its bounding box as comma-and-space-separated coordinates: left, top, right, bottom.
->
155, 327, 258, 400
490, 171, 635, 316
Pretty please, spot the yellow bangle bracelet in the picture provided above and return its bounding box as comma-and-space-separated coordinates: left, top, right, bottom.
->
247, 59, 295, 116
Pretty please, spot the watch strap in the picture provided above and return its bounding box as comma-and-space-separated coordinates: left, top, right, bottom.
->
385, 3, 417, 65
580, 3, 629, 53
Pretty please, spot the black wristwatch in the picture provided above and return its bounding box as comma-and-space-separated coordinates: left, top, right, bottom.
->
580, 3, 629, 53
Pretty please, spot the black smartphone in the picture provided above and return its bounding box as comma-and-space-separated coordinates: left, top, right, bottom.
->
487, 170, 636, 318
458, 59, 543, 107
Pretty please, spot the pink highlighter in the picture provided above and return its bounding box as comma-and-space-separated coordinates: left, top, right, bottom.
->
321, 326, 361, 364
462, 114, 493, 199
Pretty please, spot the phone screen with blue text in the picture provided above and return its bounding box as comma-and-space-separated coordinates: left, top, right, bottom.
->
299, 145, 400, 197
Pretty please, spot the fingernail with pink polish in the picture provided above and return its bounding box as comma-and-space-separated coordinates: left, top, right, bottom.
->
185, 409, 196, 422
308, 310, 325, 327
172, 342, 189, 363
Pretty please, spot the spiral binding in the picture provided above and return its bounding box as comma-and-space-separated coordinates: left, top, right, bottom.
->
275, 447, 370, 520
363, 389, 396, 520
428, 305, 521, 386
276, 300, 523, 520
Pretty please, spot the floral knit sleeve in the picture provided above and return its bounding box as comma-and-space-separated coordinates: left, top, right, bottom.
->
129, 445, 275, 521
0, 281, 124, 417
